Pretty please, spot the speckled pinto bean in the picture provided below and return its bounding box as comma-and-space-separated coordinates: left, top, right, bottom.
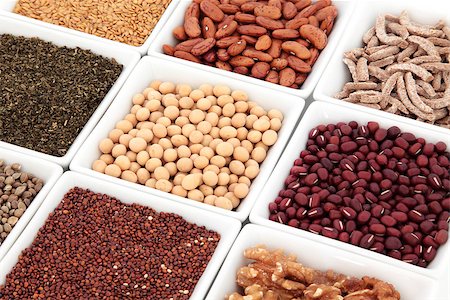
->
0, 188, 220, 299
268, 121, 449, 267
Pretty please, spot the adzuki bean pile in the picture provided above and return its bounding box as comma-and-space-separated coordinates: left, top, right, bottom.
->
268, 121, 449, 267
0, 188, 220, 299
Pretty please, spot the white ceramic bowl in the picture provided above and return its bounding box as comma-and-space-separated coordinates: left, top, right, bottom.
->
0, 15, 140, 168
70, 55, 305, 221
0, 148, 63, 262
148, 0, 356, 99
250, 101, 450, 280
314, 0, 450, 135
0, 0, 180, 55
206, 224, 440, 300
0, 171, 241, 300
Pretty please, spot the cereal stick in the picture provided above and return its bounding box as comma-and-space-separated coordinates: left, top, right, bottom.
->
365, 45, 390, 55
421, 63, 450, 72
407, 35, 439, 57
396, 75, 435, 121
443, 27, 450, 39
416, 80, 437, 98
421, 97, 450, 109
386, 63, 434, 81
385, 14, 400, 23
379, 95, 389, 109
387, 23, 409, 39
428, 37, 450, 47
404, 72, 433, 113
369, 56, 396, 68
438, 47, 450, 55
382, 72, 403, 95
356, 57, 370, 81
343, 82, 378, 91
433, 20, 446, 30
397, 44, 418, 62
343, 58, 358, 82
358, 103, 381, 110
368, 46, 400, 62
413, 47, 427, 57
343, 97, 357, 103
363, 26, 376, 44
367, 36, 380, 48
433, 108, 448, 120
344, 48, 365, 62
360, 95, 383, 104
399, 11, 445, 38
335, 90, 350, 99
432, 72, 442, 91
368, 65, 390, 81
408, 55, 441, 65
387, 95, 409, 114
385, 103, 398, 113
436, 115, 450, 125
349, 90, 381, 102
376, 15, 406, 46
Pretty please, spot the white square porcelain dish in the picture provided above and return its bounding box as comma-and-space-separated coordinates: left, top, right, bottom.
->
0, 0, 180, 55
314, 0, 450, 135
249, 101, 450, 280
148, 0, 356, 99
70, 55, 305, 221
0, 148, 63, 262
206, 224, 440, 300
0, 15, 140, 168
0, 171, 241, 300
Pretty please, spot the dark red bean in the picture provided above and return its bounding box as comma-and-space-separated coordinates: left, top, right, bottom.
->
359, 233, 375, 248
307, 207, 323, 219
288, 219, 300, 228
422, 235, 439, 248
339, 232, 350, 242
374, 128, 387, 142
402, 253, 419, 264
370, 224, 386, 235
380, 215, 397, 227
346, 220, 356, 232
419, 220, 434, 234
308, 194, 320, 208
387, 126, 401, 138
333, 219, 345, 232
388, 250, 402, 260
435, 229, 448, 245
385, 237, 402, 250
423, 246, 437, 262
350, 231, 363, 245
402, 232, 421, 246
340, 141, 358, 153
309, 224, 322, 234
408, 210, 425, 223
322, 227, 339, 239
341, 207, 357, 220
386, 227, 401, 238
371, 205, 385, 218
